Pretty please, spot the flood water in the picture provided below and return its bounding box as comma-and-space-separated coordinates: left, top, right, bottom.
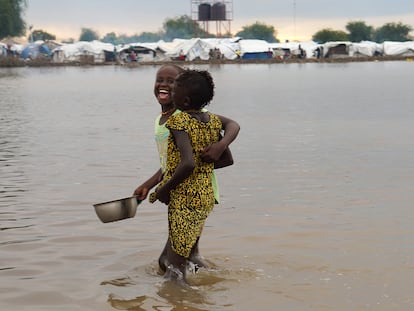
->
1, 61, 414, 311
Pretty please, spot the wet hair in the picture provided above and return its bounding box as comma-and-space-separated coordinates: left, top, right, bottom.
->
175, 69, 215, 109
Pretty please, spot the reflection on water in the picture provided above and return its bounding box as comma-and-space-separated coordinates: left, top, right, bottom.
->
107, 281, 213, 311
1, 62, 414, 310
102, 262, 257, 311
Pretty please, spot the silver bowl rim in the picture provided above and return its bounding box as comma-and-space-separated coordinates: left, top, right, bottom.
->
93, 196, 140, 207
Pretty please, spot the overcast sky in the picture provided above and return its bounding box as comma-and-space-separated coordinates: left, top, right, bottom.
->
25, 0, 414, 41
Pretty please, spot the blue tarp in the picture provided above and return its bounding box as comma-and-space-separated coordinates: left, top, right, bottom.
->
242, 52, 272, 59
20, 43, 51, 59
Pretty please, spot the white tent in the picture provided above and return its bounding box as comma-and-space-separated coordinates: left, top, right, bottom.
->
349, 41, 383, 57
162, 38, 214, 61
238, 39, 272, 57
52, 41, 114, 63
202, 38, 240, 60
321, 41, 352, 58
0, 43, 6, 57
383, 41, 414, 56
269, 41, 319, 58
116, 42, 158, 62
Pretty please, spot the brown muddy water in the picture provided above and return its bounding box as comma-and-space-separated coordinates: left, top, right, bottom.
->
1, 62, 414, 311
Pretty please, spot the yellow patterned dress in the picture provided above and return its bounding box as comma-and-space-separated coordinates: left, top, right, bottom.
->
160, 111, 222, 258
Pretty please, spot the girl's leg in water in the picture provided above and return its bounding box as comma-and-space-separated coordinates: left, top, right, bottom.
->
189, 237, 209, 270
160, 238, 208, 275
166, 242, 188, 284
158, 239, 169, 273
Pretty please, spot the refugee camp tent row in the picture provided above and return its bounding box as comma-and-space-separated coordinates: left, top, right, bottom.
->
311, 41, 414, 58
2, 39, 414, 63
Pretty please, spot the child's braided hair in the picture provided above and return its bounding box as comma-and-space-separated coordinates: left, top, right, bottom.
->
175, 69, 215, 109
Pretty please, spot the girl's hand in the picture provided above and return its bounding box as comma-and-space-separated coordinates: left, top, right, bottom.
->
133, 185, 149, 201
200, 141, 226, 163
155, 186, 170, 204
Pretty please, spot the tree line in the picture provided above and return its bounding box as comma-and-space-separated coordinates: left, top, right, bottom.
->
313, 21, 412, 43
1, 1, 412, 44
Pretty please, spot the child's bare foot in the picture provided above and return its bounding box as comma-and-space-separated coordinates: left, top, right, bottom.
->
189, 254, 209, 270
158, 256, 169, 274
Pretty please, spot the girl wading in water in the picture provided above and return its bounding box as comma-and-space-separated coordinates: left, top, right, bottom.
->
133, 65, 239, 279
149, 69, 238, 284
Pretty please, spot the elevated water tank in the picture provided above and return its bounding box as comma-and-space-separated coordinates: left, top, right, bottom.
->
211, 2, 226, 20
198, 3, 211, 21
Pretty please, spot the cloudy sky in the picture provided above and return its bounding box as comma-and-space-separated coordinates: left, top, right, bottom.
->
25, 0, 414, 41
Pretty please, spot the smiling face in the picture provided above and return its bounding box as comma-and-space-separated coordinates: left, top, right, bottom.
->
154, 65, 183, 107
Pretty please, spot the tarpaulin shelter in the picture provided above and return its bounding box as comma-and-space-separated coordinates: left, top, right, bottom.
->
20, 43, 51, 59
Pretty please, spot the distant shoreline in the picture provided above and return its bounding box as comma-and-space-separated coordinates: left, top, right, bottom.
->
0, 55, 412, 68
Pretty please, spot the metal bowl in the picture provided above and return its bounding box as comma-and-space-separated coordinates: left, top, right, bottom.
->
93, 196, 141, 223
